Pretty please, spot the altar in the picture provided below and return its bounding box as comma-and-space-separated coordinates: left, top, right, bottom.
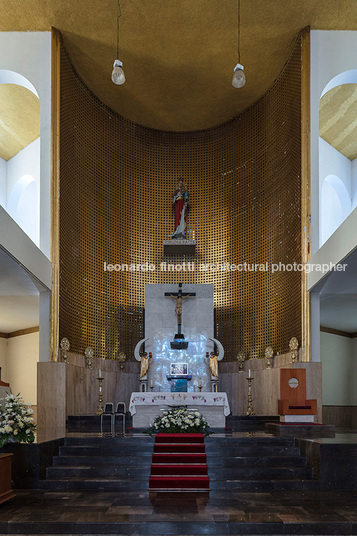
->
129, 391, 230, 428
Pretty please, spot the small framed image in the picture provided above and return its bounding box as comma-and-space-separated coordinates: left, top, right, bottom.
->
170, 363, 188, 376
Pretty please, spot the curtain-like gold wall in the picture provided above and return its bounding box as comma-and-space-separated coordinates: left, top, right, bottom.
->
59, 36, 302, 362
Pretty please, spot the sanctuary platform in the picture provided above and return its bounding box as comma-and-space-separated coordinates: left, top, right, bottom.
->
1, 431, 357, 534
129, 391, 230, 428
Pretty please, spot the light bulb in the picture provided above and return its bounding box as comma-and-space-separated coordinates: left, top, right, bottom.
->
232, 62, 246, 88
111, 59, 125, 85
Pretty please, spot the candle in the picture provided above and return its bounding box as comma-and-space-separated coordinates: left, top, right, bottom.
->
150, 379, 153, 387
248, 369, 251, 378
99, 368, 101, 378
199, 378, 202, 387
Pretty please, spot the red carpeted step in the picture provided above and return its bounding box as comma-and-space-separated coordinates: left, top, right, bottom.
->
152, 453, 207, 464
149, 475, 210, 489
151, 464, 208, 476
154, 443, 205, 453
155, 433, 204, 443
149, 433, 210, 492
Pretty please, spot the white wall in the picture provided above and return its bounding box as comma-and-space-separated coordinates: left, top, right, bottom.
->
321, 331, 357, 405
0, 32, 51, 257
311, 31, 357, 255
0, 157, 6, 208
6, 332, 38, 405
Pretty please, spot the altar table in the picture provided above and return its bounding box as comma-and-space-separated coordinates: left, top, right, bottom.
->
129, 392, 230, 428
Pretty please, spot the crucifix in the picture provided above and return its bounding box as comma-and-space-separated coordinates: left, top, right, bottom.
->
165, 283, 196, 349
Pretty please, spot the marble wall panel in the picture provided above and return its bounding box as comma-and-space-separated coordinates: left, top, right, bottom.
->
37, 362, 66, 433
219, 354, 322, 420
38, 354, 140, 425
144, 284, 215, 392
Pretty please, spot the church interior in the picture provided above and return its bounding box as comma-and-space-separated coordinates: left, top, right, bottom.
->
1, 0, 357, 534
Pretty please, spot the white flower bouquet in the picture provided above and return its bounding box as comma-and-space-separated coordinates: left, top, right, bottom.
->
146, 406, 212, 436
0, 392, 36, 448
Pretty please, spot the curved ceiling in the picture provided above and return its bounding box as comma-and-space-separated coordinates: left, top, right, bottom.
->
3, 0, 357, 130
0, 84, 40, 160
320, 84, 357, 160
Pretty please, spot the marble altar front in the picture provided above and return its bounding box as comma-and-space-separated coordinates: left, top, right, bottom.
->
129, 391, 230, 428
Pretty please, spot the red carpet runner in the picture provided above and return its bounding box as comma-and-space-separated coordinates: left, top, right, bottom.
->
148, 433, 210, 492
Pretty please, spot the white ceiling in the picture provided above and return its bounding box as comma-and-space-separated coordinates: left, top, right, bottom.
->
0, 248, 40, 332
319, 247, 357, 333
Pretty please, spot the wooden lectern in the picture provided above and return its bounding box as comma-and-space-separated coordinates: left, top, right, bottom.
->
278, 369, 317, 416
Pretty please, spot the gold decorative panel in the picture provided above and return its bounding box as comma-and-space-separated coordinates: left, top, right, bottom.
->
59, 36, 302, 362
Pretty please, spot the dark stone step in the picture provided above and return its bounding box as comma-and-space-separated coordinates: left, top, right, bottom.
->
205, 445, 301, 456
207, 465, 313, 480
66, 418, 134, 433
209, 479, 320, 491
226, 415, 280, 431
206, 455, 307, 467
59, 445, 154, 457
46, 465, 151, 479
205, 436, 295, 446
53, 455, 153, 466
64, 436, 154, 447
38, 478, 148, 491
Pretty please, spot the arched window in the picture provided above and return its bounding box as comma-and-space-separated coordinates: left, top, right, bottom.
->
319, 70, 357, 246
8, 174, 39, 244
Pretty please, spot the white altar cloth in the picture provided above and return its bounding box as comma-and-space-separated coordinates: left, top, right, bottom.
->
129, 392, 230, 428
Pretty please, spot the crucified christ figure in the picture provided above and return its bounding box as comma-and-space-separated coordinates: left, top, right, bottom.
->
168, 293, 192, 325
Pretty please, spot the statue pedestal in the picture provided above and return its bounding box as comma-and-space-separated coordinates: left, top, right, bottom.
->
166, 374, 192, 392
139, 379, 148, 392
163, 239, 196, 256
210, 379, 218, 393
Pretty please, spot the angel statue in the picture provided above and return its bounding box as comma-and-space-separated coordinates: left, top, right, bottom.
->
140, 352, 152, 379
206, 351, 218, 378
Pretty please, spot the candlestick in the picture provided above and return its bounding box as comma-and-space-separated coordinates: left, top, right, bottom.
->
95, 377, 104, 416
246, 376, 256, 416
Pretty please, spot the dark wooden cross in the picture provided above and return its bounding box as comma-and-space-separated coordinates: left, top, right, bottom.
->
165, 283, 196, 335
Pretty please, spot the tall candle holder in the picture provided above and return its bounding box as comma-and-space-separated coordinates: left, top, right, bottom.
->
246, 376, 256, 416
94, 377, 104, 416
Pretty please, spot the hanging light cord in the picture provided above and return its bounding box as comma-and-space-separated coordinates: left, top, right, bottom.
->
237, 0, 241, 64
116, 0, 122, 59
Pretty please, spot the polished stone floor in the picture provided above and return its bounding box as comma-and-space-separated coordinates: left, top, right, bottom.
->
1, 429, 357, 534
1, 488, 357, 534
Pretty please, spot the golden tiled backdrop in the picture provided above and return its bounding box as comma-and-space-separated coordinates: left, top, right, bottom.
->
59, 36, 302, 362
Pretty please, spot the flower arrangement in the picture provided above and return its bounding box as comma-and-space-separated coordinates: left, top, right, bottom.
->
145, 406, 212, 436
0, 392, 36, 448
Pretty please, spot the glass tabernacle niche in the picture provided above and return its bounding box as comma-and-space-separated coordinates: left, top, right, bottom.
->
169, 363, 188, 376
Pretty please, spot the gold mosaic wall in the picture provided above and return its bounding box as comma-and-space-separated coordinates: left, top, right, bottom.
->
59, 36, 302, 362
